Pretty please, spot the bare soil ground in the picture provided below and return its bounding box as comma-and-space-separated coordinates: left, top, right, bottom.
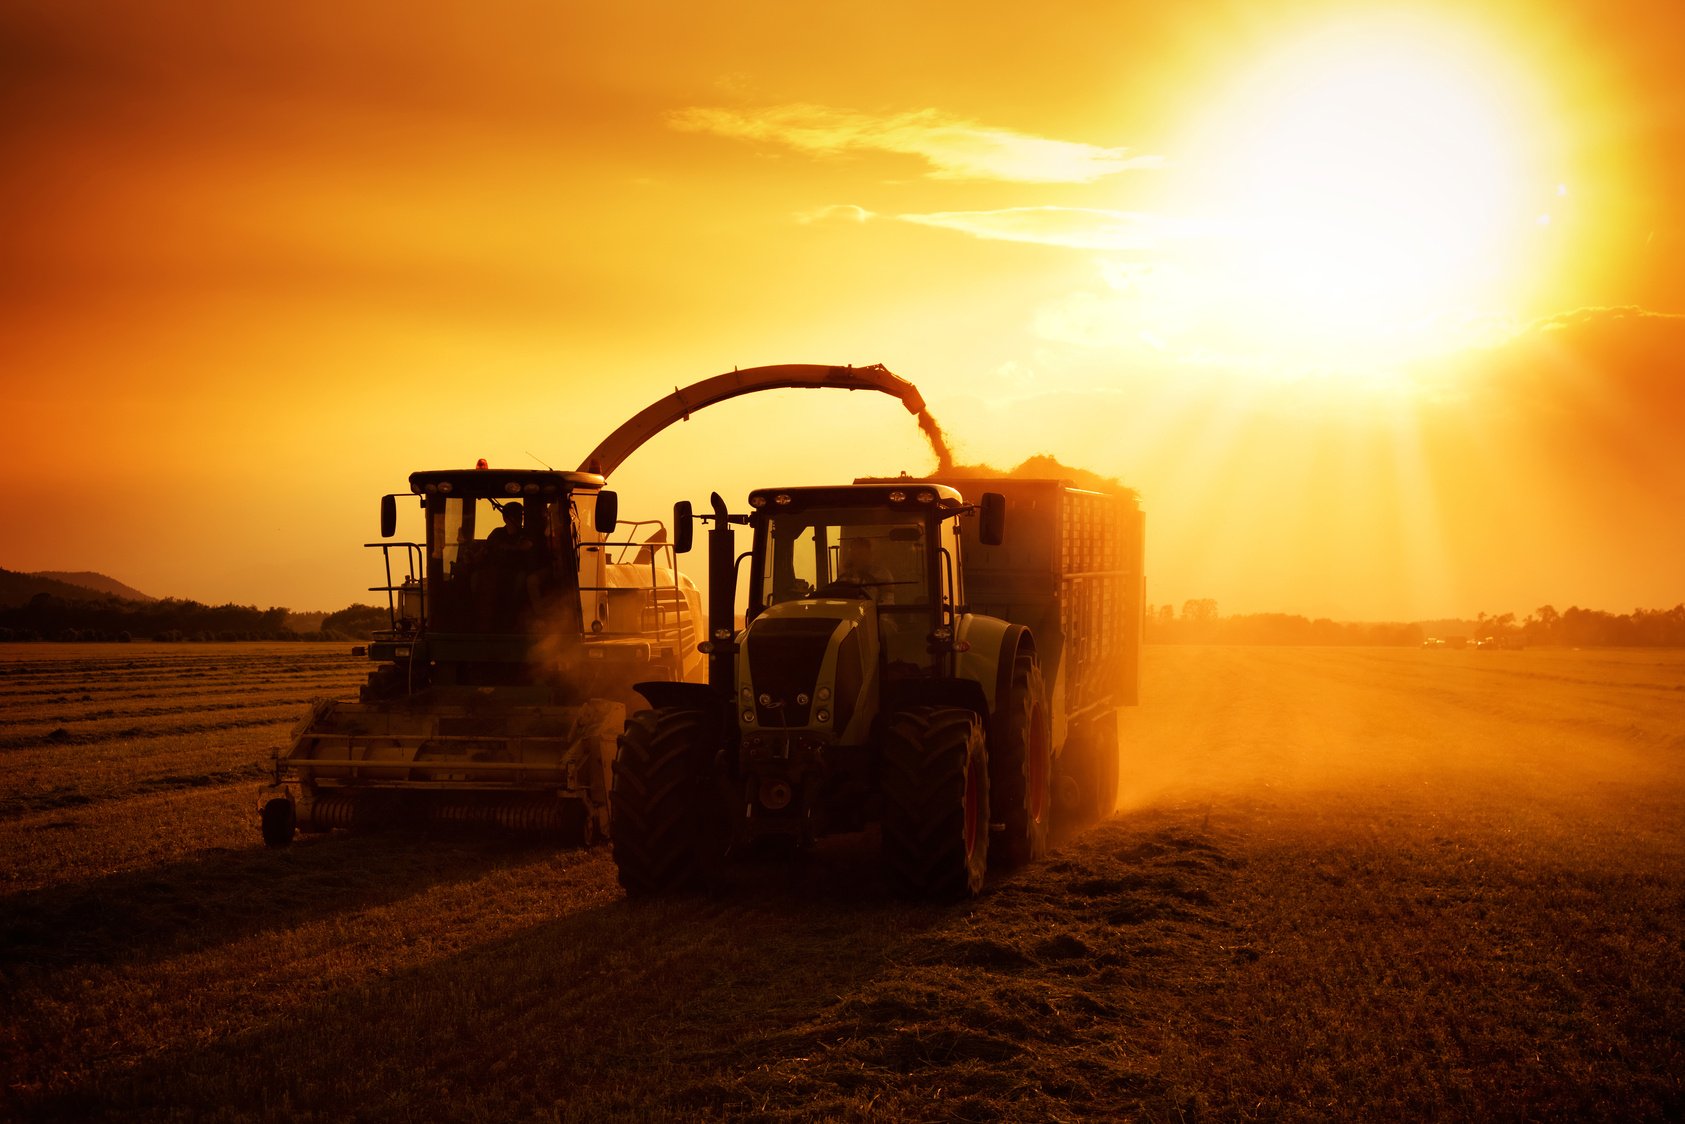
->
2, 642, 1681, 1121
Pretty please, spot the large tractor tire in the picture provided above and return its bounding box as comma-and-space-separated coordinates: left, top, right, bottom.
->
1063, 707, 1120, 825
610, 708, 728, 896
992, 655, 1053, 867
881, 707, 991, 898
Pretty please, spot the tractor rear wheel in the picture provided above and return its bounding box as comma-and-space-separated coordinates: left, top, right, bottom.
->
993, 656, 1052, 866
610, 708, 727, 896
881, 707, 990, 898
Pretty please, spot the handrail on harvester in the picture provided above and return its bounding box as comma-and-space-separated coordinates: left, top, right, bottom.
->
577, 363, 924, 478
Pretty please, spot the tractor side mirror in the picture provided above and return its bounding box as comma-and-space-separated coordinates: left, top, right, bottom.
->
673, 500, 694, 554
979, 492, 1006, 546
595, 489, 619, 535
380, 494, 397, 539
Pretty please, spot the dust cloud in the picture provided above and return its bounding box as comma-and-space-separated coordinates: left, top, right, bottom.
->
1110, 647, 1685, 841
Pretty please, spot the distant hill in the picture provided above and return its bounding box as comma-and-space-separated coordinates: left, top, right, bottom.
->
0, 568, 151, 609
31, 570, 155, 602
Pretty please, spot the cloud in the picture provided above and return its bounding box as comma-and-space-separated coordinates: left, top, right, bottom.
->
1461, 306, 1685, 424
896, 206, 1177, 251
670, 104, 1160, 183
796, 203, 875, 225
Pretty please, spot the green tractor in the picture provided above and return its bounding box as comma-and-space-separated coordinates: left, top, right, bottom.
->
611, 481, 1055, 897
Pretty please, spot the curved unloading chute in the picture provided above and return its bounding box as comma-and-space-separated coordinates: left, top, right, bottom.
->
578, 363, 924, 478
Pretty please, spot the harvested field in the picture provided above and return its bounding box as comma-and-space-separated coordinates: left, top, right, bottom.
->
3, 642, 1682, 1121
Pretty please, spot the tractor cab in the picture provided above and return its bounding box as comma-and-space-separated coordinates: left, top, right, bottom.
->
751, 485, 963, 677
745, 483, 1000, 678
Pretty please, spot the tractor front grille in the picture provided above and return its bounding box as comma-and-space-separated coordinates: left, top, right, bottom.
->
746, 617, 839, 727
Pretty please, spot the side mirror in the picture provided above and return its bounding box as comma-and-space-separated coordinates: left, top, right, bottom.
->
595, 489, 619, 535
979, 492, 1006, 546
380, 494, 397, 539
673, 500, 694, 554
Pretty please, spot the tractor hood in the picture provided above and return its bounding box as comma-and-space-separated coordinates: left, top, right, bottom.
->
737, 598, 878, 745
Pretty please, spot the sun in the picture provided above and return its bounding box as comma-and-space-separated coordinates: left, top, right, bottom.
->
1165, 13, 1558, 374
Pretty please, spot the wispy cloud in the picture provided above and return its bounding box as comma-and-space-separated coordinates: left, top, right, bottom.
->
796, 203, 876, 225
671, 104, 1160, 184
897, 206, 1187, 251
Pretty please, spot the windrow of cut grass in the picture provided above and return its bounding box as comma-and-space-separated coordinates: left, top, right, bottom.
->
0, 645, 367, 823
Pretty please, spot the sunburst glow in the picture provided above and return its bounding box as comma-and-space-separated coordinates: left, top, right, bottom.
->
1169, 15, 1558, 372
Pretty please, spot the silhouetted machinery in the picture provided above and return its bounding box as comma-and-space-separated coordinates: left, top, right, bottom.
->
260, 363, 1142, 869
610, 469, 1143, 898
259, 465, 703, 845
259, 364, 934, 848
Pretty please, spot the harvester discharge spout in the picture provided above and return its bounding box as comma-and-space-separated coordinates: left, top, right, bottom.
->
578, 363, 924, 478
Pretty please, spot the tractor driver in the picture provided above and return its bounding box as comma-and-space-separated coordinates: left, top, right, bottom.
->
838, 535, 896, 604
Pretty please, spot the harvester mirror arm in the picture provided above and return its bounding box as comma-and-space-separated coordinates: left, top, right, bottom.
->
578, 363, 925, 478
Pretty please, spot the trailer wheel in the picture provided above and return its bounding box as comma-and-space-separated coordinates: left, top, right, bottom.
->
610, 708, 727, 896
993, 656, 1052, 866
260, 797, 296, 848
882, 707, 990, 898
1066, 708, 1120, 824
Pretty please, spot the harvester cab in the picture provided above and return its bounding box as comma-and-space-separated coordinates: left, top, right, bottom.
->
610, 481, 1053, 900
259, 464, 703, 848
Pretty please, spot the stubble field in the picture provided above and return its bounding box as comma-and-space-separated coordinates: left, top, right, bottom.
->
2, 642, 1682, 1121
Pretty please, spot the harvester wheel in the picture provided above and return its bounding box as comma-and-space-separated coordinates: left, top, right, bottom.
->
993, 656, 1052, 866
260, 797, 296, 848
881, 707, 990, 898
611, 708, 727, 896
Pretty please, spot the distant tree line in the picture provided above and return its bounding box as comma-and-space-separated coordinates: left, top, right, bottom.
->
0, 594, 390, 643
1146, 601, 1685, 647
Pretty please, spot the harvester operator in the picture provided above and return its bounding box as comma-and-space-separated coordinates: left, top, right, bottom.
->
477, 502, 546, 627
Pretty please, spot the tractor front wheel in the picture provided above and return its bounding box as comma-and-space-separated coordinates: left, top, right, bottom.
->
610, 708, 728, 896
881, 707, 990, 898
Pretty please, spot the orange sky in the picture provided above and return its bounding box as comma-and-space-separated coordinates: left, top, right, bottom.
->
3, 0, 1682, 620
